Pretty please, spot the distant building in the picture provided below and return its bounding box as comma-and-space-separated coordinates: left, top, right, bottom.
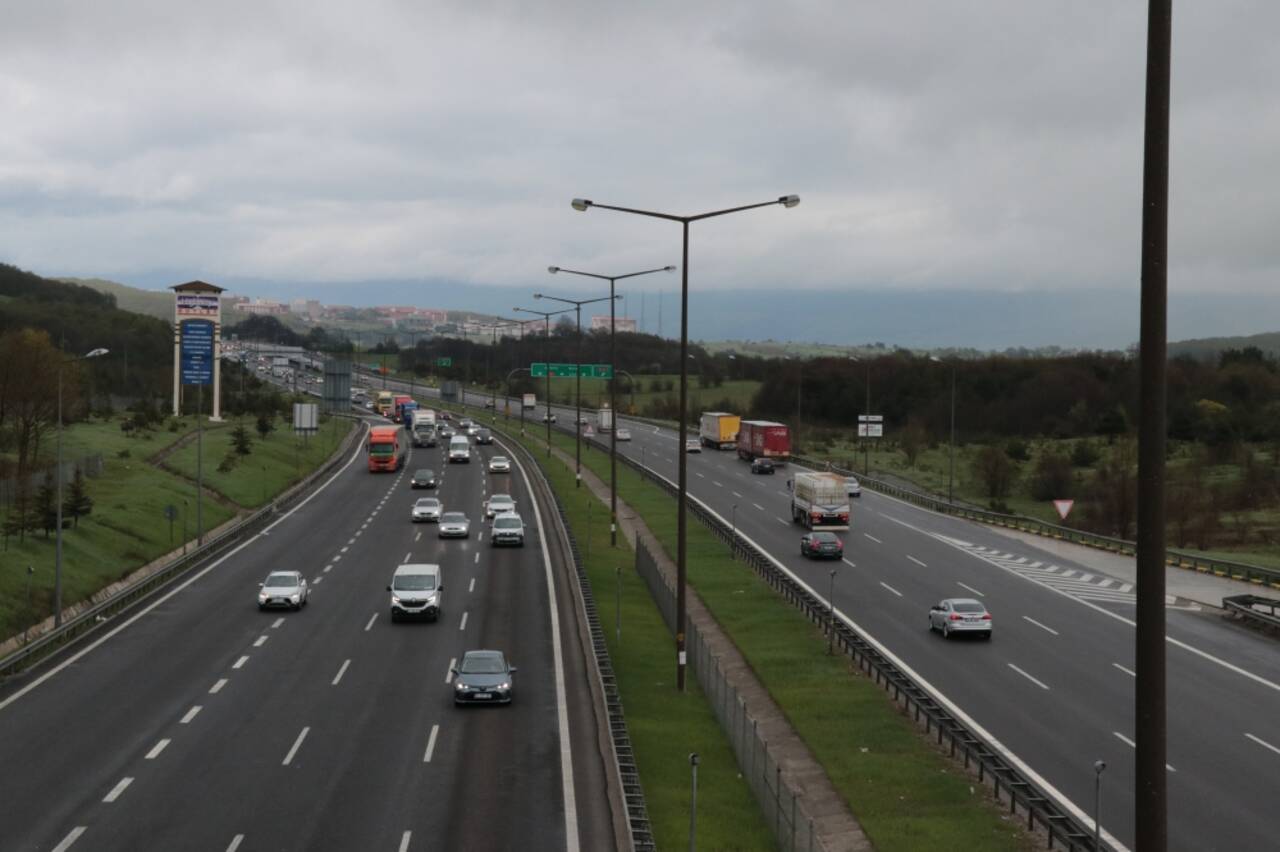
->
591, 316, 638, 333
290, 298, 322, 318
238, 299, 289, 316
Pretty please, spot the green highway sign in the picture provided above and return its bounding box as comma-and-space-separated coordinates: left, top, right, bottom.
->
436, 357, 452, 367
531, 363, 613, 378
589, 364, 613, 379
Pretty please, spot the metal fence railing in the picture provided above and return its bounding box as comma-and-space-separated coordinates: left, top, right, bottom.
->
790, 454, 1280, 591
636, 538, 819, 852
1, 420, 364, 682
1222, 594, 1280, 633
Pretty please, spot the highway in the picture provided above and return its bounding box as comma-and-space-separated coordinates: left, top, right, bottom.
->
432, 380, 1280, 852
0, 412, 615, 852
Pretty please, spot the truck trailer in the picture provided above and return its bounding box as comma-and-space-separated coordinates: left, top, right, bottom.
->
737, 420, 791, 463
699, 412, 741, 449
598, 406, 614, 433
790, 472, 850, 530
522, 393, 537, 410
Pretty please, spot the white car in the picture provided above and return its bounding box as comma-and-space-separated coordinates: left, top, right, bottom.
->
488, 456, 511, 473
485, 493, 516, 519
845, 476, 861, 498
490, 512, 525, 547
438, 512, 471, 538
411, 497, 442, 523
928, 598, 992, 639
258, 571, 309, 611
685, 438, 701, 453
615, 428, 632, 442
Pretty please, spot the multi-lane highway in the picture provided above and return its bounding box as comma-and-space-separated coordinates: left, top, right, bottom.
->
0, 413, 615, 852
433, 381, 1280, 852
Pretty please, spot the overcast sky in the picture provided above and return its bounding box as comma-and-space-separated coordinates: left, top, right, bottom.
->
2, 1, 1278, 341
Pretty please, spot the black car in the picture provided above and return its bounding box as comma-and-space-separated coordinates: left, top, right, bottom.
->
800, 531, 844, 559
452, 650, 517, 705
411, 468, 438, 489
475, 428, 493, 445
751, 458, 776, 474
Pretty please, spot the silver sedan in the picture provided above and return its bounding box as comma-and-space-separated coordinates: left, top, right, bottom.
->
928, 598, 992, 639
438, 512, 471, 538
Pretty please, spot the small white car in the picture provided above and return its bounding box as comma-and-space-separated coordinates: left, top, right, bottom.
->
485, 494, 516, 519
490, 512, 525, 547
685, 438, 702, 453
412, 497, 442, 523
928, 598, 992, 640
438, 512, 471, 538
615, 429, 632, 442
488, 456, 511, 473
845, 476, 861, 498
258, 571, 309, 611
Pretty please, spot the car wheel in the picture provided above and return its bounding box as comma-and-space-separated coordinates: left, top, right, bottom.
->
942, 622, 951, 639
258, 604, 266, 612
390, 610, 399, 623
983, 632, 993, 641
927, 617, 934, 633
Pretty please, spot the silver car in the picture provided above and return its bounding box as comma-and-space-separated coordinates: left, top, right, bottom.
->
490, 512, 525, 547
412, 497, 442, 523
438, 512, 471, 538
258, 571, 309, 611
845, 476, 862, 498
488, 456, 511, 473
485, 493, 516, 519
452, 649, 516, 705
928, 598, 992, 639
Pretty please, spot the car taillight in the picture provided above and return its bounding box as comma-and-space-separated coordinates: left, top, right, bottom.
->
981, 614, 992, 621
949, 613, 962, 621
839, 513, 848, 522
811, 513, 821, 521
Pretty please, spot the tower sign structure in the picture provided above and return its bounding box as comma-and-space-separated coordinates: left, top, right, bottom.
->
171, 281, 225, 421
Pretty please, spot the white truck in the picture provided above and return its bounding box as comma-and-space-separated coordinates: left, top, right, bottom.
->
790, 472, 851, 530
598, 406, 614, 433
522, 393, 537, 410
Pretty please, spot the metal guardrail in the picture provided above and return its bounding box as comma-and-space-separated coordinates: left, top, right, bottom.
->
1, 418, 365, 682
1222, 594, 1280, 632
791, 454, 1280, 591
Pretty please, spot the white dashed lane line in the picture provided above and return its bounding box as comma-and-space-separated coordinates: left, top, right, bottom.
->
776, 517, 790, 526
445, 658, 456, 684
225, 835, 245, 852
253, 635, 268, 647
879, 581, 903, 598
957, 582, 984, 597
1022, 616, 1059, 636
753, 503, 765, 511
906, 555, 927, 567
842, 558, 857, 568
209, 678, 228, 694
271, 617, 285, 629
1113, 663, 1136, 677
145, 739, 170, 760
1113, 732, 1176, 771
332, 659, 351, 686
399, 831, 413, 852
282, 727, 310, 766
423, 724, 440, 763
864, 534, 882, 544
474, 553, 480, 564
1245, 733, 1280, 757
52, 827, 87, 852
731, 491, 742, 498
469, 578, 476, 593
180, 705, 202, 724
459, 611, 469, 631
340, 546, 349, 553
232, 655, 249, 670
1008, 663, 1050, 691
364, 613, 378, 632
103, 777, 133, 803
403, 551, 412, 563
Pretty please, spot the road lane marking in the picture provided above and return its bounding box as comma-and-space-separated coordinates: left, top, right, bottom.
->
474, 553, 480, 564
354, 530, 362, 537
232, 655, 249, 669
1022, 616, 1059, 636
103, 777, 133, 802
271, 617, 285, 629
469, 578, 476, 593
145, 738, 170, 760
209, 678, 228, 694
282, 727, 310, 765
776, 517, 789, 526
254, 635, 268, 647
879, 582, 903, 597
907, 555, 927, 567
399, 831, 413, 852
180, 705, 202, 724
957, 582, 985, 597
348, 538, 356, 545
225, 836, 244, 852
332, 554, 342, 561
404, 551, 412, 562
52, 827, 87, 852
712, 480, 723, 487
696, 472, 705, 478
1008, 664, 1050, 690
459, 611, 469, 631
753, 503, 765, 511
731, 491, 742, 498
445, 658, 456, 683
323, 565, 332, 573
415, 532, 421, 541
1112, 732, 1175, 771
478, 532, 483, 542
313, 576, 323, 585
864, 534, 882, 544
332, 659, 351, 686
1113, 663, 1136, 677
340, 546, 349, 553
364, 613, 378, 631
841, 558, 857, 568
423, 724, 440, 763
1246, 733, 1280, 756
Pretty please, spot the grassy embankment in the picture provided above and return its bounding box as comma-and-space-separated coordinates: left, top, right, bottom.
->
0, 414, 349, 642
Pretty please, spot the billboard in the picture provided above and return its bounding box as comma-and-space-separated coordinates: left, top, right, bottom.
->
180, 320, 214, 386
176, 293, 221, 318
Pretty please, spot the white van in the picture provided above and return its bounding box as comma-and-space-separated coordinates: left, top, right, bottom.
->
448, 435, 471, 463
387, 563, 443, 622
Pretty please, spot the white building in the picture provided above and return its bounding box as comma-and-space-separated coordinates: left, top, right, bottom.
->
590, 315, 638, 333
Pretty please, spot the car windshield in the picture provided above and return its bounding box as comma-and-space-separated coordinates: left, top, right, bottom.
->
953, 601, 986, 613
394, 574, 436, 591
265, 573, 298, 586
812, 533, 838, 543
491, 457, 508, 464
494, 517, 521, 529
416, 470, 432, 478
415, 499, 439, 508
491, 494, 512, 504
460, 655, 506, 674
441, 513, 467, 524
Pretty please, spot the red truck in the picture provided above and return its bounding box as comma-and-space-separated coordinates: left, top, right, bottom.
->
367, 426, 405, 472
391, 394, 413, 423
737, 420, 791, 463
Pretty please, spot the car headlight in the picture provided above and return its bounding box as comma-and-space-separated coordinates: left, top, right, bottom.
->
290, 594, 300, 602
496, 682, 510, 691
391, 595, 401, 604
258, 592, 268, 602
454, 681, 468, 691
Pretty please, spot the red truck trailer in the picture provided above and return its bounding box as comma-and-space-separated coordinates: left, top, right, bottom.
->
391, 395, 412, 423
737, 420, 791, 463
367, 426, 405, 472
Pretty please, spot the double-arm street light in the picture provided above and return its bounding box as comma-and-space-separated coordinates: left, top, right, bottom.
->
548, 264, 675, 546
513, 305, 575, 457
570, 193, 800, 690
55, 346, 110, 626
533, 289, 619, 488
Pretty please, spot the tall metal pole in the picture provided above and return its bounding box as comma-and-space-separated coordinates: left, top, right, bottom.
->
1136, 2, 1171, 848
864, 363, 871, 475
575, 303, 582, 487
54, 364, 64, 627
610, 276, 618, 544
949, 365, 956, 504
1094, 760, 1107, 851
795, 357, 802, 454
197, 382, 204, 545
688, 752, 699, 852
546, 319, 552, 456
676, 220, 689, 690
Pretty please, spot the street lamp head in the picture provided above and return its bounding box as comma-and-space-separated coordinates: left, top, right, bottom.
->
1094, 760, 1107, 774
548, 266, 560, 274
663, 265, 677, 272
533, 293, 544, 300
779, 194, 801, 209
571, 198, 592, 212
85, 348, 110, 359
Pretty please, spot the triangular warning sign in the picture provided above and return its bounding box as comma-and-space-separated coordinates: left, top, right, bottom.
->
1053, 499, 1074, 520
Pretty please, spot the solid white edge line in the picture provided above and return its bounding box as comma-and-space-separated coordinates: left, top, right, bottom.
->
423, 723, 440, 762
1007, 663, 1050, 690
507, 436, 579, 852
282, 726, 310, 766
398, 830, 412, 852
263, 423, 369, 535
1245, 732, 1280, 756
52, 826, 87, 852
1021, 616, 1060, 636
225, 835, 245, 852
145, 738, 170, 759
632, 458, 1129, 852
332, 659, 351, 686
103, 776, 133, 802
0, 425, 370, 714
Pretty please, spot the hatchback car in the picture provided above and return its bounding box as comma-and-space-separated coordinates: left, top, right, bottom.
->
411, 497, 443, 523
751, 458, 775, 474
411, 468, 438, 489
800, 531, 843, 559
615, 428, 631, 442
485, 493, 516, 518
490, 512, 525, 547
542, 413, 557, 423
452, 649, 516, 705
438, 512, 471, 538
929, 598, 992, 639
388, 563, 442, 622
845, 476, 862, 498
488, 456, 511, 473
475, 428, 494, 445
438, 424, 456, 438
685, 438, 702, 453
258, 571, 309, 611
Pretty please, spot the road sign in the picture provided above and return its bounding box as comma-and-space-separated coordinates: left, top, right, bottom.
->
857, 423, 884, 437
1053, 499, 1075, 520
588, 364, 614, 379
436, 357, 452, 367
163, 505, 178, 521
531, 362, 612, 378
857, 415, 884, 422
180, 320, 214, 385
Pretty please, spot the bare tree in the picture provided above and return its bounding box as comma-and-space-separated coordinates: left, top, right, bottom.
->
972, 446, 1015, 502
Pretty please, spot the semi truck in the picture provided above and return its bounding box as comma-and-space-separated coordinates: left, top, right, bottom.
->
441, 381, 459, 402
367, 425, 406, 472
790, 472, 850, 530
522, 393, 537, 410
376, 391, 395, 417
598, 406, 614, 433
737, 420, 791, 463
699, 412, 741, 450
391, 395, 413, 423
409, 409, 437, 447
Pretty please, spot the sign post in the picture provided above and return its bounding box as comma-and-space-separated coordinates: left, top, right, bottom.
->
171, 281, 225, 420
857, 414, 884, 438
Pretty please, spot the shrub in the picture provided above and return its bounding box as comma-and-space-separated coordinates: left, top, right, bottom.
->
1070, 440, 1100, 467
1005, 438, 1031, 462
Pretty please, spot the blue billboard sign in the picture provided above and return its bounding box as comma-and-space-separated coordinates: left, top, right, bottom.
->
180, 320, 214, 386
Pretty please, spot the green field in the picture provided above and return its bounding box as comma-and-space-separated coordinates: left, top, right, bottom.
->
0, 414, 350, 642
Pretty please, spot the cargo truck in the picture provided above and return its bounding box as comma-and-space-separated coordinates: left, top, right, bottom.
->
391, 395, 413, 423
367, 426, 406, 472
410, 409, 438, 447
598, 406, 614, 433
522, 393, 537, 410
699, 412, 740, 449
737, 420, 791, 463
790, 472, 850, 530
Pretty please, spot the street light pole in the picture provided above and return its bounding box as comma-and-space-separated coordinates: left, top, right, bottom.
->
828, 568, 838, 655
55, 346, 109, 627
514, 305, 574, 458
1093, 760, 1107, 852
571, 193, 800, 690
548, 264, 675, 545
